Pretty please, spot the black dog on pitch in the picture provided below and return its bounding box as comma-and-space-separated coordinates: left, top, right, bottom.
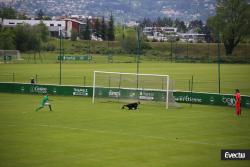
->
122, 101, 140, 110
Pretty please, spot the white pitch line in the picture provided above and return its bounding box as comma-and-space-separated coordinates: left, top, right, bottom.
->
221, 142, 250, 147
37, 124, 222, 147
39, 124, 49, 127
6, 124, 18, 127
2, 122, 249, 147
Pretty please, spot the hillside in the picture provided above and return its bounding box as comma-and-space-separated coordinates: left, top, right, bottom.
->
2, 0, 217, 22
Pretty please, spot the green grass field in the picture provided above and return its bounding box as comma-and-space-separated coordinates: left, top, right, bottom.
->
0, 93, 249, 167
0, 58, 249, 166
0, 62, 250, 95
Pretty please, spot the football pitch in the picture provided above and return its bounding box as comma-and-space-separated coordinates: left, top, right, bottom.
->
0, 93, 249, 167
0, 63, 250, 94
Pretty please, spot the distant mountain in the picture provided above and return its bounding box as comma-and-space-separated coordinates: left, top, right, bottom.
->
2, 0, 217, 22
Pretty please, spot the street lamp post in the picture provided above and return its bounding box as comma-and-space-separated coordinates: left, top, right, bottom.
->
217, 33, 221, 94
136, 27, 141, 74
136, 26, 141, 100
170, 39, 173, 62
59, 29, 62, 85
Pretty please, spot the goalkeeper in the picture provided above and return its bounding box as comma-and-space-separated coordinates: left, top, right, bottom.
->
235, 89, 241, 116
35, 93, 52, 111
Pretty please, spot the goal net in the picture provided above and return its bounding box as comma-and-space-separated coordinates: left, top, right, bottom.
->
92, 71, 180, 109
0, 50, 21, 61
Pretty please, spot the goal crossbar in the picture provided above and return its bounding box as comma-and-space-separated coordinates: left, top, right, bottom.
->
94, 71, 169, 77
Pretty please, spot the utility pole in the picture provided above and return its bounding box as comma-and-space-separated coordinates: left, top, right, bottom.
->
59, 29, 62, 85
136, 26, 141, 100
136, 26, 141, 75
217, 33, 221, 94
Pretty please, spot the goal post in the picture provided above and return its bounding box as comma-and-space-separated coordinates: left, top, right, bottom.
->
92, 71, 179, 109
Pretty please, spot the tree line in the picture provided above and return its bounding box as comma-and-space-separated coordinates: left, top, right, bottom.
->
207, 0, 250, 55
0, 22, 49, 52
0, 6, 27, 20
71, 14, 115, 42
0, 7, 115, 52
139, 17, 212, 42
1, 0, 250, 56
139, 0, 250, 55
0, 7, 50, 52
140, 17, 212, 34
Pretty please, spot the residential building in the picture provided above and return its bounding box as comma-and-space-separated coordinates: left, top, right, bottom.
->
143, 26, 178, 42
65, 19, 86, 38
178, 33, 206, 43
2, 19, 65, 37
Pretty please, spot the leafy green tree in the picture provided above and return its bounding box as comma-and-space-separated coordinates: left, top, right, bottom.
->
43, 16, 52, 20
188, 20, 203, 33
208, 0, 250, 55
94, 18, 101, 38
71, 29, 78, 41
29, 28, 41, 52
35, 21, 49, 42
140, 18, 153, 27
14, 24, 45, 52
156, 17, 165, 27
120, 28, 150, 54
17, 12, 28, 19
174, 19, 187, 33
36, 9, 44, 20
115, 25, 125, 41
0, 29, 15, 50
140, 17, 174, 27
107, 13, 115, 41
14, 24, 32, 51
0, 7, 17, 19
101, 16, 107, 40
32, 22, 49, 53
163, 17, 173, 27
121, 29, 137, 54
83, 18, 91, 40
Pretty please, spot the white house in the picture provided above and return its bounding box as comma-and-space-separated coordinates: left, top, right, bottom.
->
2, 19, 66, 37
64, 19, 86, 38
126, 21, 139, 27
178, 33, 206, 43
143, 26, 178, 41
160, 27, 177, 34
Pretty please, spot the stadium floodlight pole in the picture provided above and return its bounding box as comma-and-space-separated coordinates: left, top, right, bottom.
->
207, 35, 210, 62
12, 72, 15, 82
136, 27, 141, 76
122, 17, 125, 41
190, 75, 194, 107
89, 21, 91, 60
166, 75, 169, 109
136, 26, 141, 100
217, 32, 221, 94
108, 40, 110, 63
92, 71, 96, 103
59, 28, 62, 85
170, 39, 173, 63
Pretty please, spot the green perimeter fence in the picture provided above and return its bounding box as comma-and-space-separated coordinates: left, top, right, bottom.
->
1, 42, 250, 64
0, 73, 247, 95
0, 82, 249, 108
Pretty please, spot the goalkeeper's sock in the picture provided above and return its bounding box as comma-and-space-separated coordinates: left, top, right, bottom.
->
49, 105, 52, 111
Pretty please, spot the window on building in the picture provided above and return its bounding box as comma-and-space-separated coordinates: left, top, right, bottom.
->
50, 24, 54, 26
58, 24, 61, 26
